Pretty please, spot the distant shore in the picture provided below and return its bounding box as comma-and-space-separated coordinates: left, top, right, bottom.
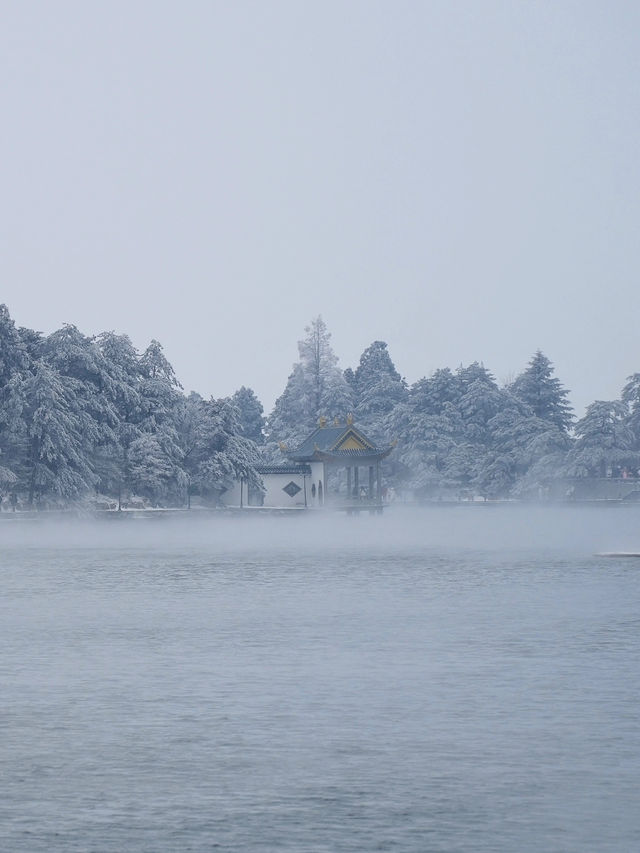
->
1, 499, 640, 525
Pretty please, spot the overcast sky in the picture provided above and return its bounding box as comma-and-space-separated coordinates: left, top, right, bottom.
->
2, 1, 638, 417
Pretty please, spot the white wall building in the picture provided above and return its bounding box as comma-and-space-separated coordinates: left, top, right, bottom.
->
221, 420, 393, 510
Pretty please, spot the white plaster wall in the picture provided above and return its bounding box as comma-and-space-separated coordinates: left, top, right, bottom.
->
221, 471, 314, 508
262, 473, 307, 507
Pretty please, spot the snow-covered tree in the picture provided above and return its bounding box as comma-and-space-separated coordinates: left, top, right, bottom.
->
510, 351, 573, 432
127, 433, 184, 505
182, 396, 261, 504
94, 332, 146, 503
232, 386, 265, 444
267, 363, 309, 451
456, 362, 506, 445
43, 325, 119, 453
114, 339, 184, 504
477, 403, 571, 499
0, 307, 29, 485
622, 373, 640, 447
267, 316, 353, 446
297, 316, 353, 419
564, 400, 638, 478
352, 340, 407, 429
0, 304, 27, 385
20, 361, 98, 505
385, 369, 464, 497
139, 339, 182, 430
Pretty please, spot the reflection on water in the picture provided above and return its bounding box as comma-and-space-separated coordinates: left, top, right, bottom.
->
1, 507, 640, 852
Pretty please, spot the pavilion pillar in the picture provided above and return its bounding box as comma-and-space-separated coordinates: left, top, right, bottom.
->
346, 466, 352, 501
376, 461, 381, 502
369, 466, 374, 503
354, 466, 359, 499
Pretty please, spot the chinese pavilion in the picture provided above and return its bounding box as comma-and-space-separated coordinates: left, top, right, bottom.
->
227, 417, 395, 509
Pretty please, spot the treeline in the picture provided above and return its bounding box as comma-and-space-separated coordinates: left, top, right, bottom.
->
0, 305, 263, 509
1, 305, 640, 508
266, 317, 640, 500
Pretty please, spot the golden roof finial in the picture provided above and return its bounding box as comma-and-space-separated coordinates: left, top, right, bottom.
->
318, 416, 327, 428
346, 413, 354, 425
333, 416, 340, 426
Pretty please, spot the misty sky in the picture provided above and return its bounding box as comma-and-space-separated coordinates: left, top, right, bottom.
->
2, 1, 638, 417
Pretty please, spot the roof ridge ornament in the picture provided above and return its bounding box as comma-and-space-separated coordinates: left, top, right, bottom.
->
346, 413, 353, 425
318, 416, 327, 428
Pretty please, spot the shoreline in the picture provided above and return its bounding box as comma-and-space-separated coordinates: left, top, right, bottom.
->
1, 499, 640, 524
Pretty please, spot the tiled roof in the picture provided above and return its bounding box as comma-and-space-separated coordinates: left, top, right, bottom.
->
314, 447, 391, 458
289, 426, 349, 457
256, 464, 312, 476
288, 424, 392, 462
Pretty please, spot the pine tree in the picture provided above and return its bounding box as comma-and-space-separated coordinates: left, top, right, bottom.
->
183, 396, 261, 504
385, 370, 463, 497
352, 341, 407, 425
20, 362, 99, 505
266, 317, 352, 445
95, 332, 145, 504
511, 351, 573, 432
456, 362, 506, 446
297, 316, 352, 420
231, 386, 265, 444
0, 305, 27, 386
0, 306, 28, 488
128, 433, 177, 504
622, 373, 640, 447
43, 325, 119, 454
565, 401, 638, 478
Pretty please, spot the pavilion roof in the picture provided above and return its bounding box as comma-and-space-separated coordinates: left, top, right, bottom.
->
287, 423, 393, 463
256, 464, 312, 476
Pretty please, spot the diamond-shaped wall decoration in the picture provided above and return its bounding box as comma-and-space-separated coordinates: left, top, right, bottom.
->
282, 481, 302, 497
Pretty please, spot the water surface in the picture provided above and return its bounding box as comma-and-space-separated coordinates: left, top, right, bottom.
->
2, 507, 639, 851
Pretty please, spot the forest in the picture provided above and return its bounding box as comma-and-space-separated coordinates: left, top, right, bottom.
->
1, 304, 639, 509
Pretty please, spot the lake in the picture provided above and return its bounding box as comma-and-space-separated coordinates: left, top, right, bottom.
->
1, 506, 639, 852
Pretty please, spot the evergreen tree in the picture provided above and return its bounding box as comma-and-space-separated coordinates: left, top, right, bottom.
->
17, 326, 44, 361
128, 433, 183, 505
267, 317, 352, 446
621, 373, 640, 446
352, 340, 407, 425
456, 362, 506, 445
479, 403, 571, 499
410, 368, 461, 415
131, 339, 185, 503
95, 332, 145, 504
184, 396, 261, 504
511, 351, 573, 432
0, 304, 27, 386
297, 316, 352, 419
20, 361, 98, 505
43, 325, 119, 454
385, 369, 464, 497
565, 401, 638, 478
343, 367, 356, 392
0, 306, 28, 486
232, 386, 265, 444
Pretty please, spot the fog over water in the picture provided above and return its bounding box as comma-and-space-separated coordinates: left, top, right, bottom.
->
2, 507, 640, 851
